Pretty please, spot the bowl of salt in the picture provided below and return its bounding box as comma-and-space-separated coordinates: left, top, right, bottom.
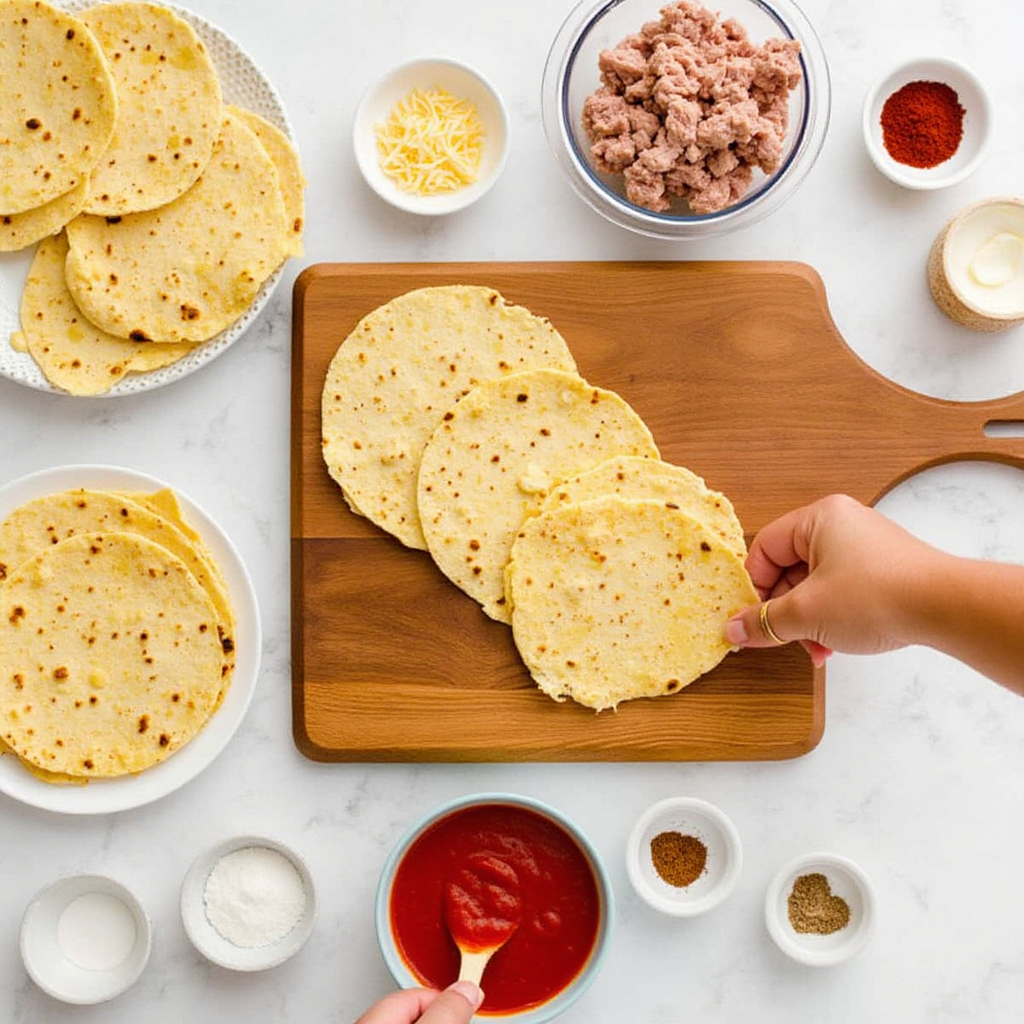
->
180, 834, 317, 971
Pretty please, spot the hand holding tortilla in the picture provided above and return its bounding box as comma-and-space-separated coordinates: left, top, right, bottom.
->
725, 494, 1024, 692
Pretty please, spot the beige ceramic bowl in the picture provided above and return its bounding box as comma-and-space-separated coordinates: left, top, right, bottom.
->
928, 196, 1024, 331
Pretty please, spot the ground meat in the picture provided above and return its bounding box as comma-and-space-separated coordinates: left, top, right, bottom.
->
580, 0, 802, 214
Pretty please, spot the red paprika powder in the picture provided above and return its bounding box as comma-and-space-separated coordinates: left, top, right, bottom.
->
880, 79, 965, 169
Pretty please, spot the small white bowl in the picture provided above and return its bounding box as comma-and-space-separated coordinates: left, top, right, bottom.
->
353, 58, 510, 216
20, 874, 152, 1004
626, 797, 742, 917
180, 835, 317, 972
765, 852, 876, 966
862, 57, 992, 189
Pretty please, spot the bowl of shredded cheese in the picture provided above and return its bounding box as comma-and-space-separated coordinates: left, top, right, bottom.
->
353, 58, 510, 215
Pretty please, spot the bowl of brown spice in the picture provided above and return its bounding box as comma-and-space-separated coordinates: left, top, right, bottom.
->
862, 56, 992, 190
764, 852, 876, 966
626, 797, 742, 917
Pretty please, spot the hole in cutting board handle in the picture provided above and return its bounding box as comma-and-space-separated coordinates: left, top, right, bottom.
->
984, 421, 1024, 438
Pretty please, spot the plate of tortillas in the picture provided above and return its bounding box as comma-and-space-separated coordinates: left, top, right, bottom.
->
0, 0, 305, 396
0, 464, 261, 814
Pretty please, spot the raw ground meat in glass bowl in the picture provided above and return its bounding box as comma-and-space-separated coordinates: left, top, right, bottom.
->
542, 0, 830, 239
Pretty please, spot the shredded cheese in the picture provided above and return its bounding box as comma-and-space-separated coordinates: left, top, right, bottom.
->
374, 87, 484, 196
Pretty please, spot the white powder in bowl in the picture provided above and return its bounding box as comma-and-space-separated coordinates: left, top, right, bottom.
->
202, 845, 307, 948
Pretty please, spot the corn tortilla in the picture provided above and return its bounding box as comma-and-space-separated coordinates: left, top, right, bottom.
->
0, 0, 117, 214
64, 110, 290, 343
417, 368, 659, 622
321, 286, 577, 550
0, 531, 225, 778
505, 497, 758, 710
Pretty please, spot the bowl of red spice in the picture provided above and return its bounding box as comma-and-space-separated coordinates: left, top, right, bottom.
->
862, 56, 992, 190
625, 796, 742, 917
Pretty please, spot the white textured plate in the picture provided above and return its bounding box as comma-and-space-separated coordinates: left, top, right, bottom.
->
0, 1, 295, 396
0, 464, 261, 814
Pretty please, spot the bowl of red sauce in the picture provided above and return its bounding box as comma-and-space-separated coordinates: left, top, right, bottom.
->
375, 793, 613, 1021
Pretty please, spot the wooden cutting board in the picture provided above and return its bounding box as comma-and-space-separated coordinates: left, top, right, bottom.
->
291, 261, 1024, 762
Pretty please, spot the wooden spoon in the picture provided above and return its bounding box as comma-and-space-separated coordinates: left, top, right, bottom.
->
444, 853, 523, 985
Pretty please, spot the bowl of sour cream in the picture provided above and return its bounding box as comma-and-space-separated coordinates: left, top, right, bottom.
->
20, 874, 152, 1004
928, 196, 1024, 331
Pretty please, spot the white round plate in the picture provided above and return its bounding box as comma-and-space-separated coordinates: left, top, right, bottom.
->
0, 1, 295, 397
0, 464, 261, 814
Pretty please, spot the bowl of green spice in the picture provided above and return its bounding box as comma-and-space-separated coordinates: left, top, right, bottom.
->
765, 851, 876, 966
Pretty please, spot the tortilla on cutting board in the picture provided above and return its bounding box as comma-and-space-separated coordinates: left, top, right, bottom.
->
321, 285, 577, 550
539, 454, 747, 559
416, 368, 660, 623
505, 496, 759, 711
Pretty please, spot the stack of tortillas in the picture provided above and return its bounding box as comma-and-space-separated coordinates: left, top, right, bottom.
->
0, 486, 235, 785
322, 284, 758, 711
2, 0, 305, 394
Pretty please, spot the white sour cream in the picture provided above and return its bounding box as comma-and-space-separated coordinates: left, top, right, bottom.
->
57, 891, 137, 971
946, 200, 1024, 316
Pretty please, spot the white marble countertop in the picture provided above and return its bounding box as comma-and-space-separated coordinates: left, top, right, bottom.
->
3, 0, 1024, 1021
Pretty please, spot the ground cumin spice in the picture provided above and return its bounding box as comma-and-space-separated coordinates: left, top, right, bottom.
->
787, 872, 850, 935
880, 79, 965, 168
650, 830, 707, 887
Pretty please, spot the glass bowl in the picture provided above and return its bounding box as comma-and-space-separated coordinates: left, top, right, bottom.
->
542, 0, 831, 239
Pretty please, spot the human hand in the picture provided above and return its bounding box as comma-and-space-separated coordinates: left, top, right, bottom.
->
725, 494, 938, 665
353, 982, 483, 1024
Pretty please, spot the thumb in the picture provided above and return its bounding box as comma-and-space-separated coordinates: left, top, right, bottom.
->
726, 598, 833, 667
726, 597, 789, 649
420, 982, 484, 1024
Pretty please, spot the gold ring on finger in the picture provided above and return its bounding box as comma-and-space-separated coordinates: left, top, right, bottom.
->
759, 599, 785, 646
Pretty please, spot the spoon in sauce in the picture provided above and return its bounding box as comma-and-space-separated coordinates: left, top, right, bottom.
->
444, 853, 523, 986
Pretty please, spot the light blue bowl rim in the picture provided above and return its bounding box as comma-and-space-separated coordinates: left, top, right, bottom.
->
374, 791, 615, 1023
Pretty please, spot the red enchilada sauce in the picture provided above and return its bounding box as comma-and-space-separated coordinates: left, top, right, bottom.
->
389, 804, 601, 1014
